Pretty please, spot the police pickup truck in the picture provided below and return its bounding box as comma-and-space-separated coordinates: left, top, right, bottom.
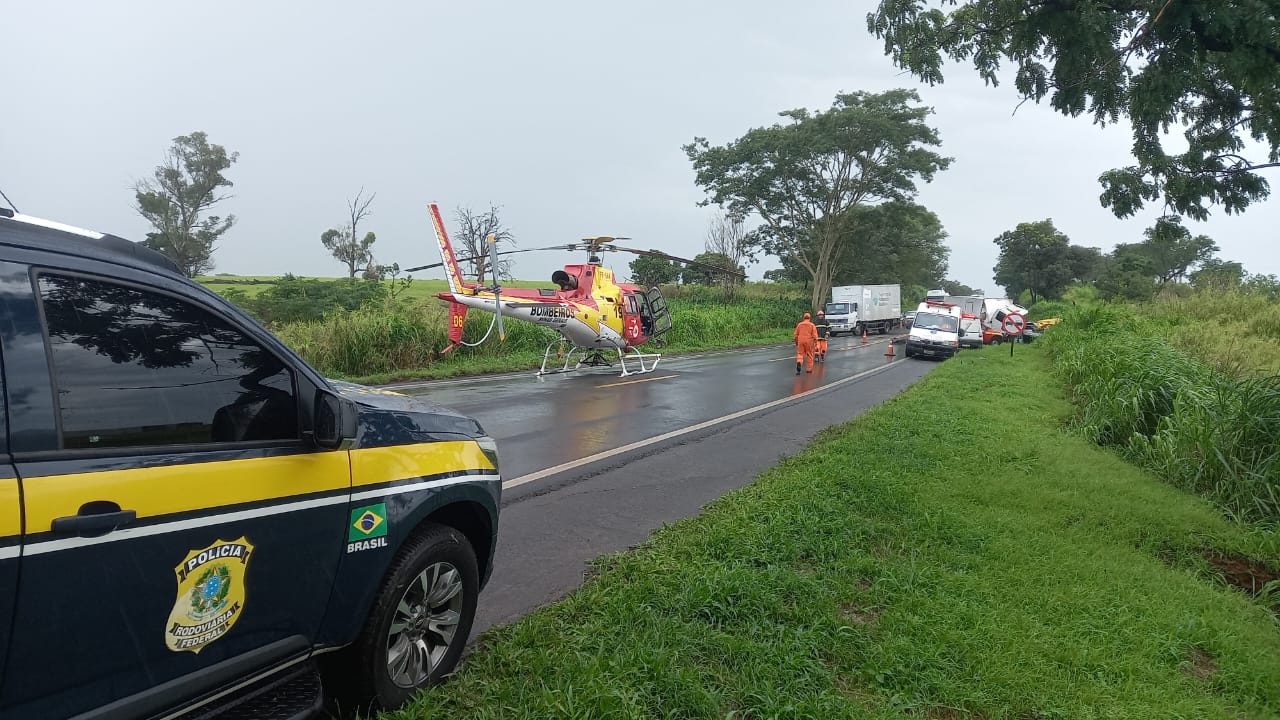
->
0, 209, 501, 719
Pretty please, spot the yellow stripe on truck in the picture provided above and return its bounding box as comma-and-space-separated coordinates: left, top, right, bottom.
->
23, 451, 352, 533
20, 441, 491, 534
350, 441, 494, 489
0, 478, 20, 538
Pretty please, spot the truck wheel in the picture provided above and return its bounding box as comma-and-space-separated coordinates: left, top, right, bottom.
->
343, 523, 479, 712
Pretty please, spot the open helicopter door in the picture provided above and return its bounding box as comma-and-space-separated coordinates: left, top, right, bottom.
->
644, 287, 672, 341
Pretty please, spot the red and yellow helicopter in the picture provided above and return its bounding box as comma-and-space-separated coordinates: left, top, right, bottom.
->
407, 202, 743, 377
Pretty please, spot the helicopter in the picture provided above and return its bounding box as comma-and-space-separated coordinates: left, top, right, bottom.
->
406, 202, 744, 377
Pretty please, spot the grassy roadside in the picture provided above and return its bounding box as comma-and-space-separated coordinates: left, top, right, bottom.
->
384, 345, 1280, 720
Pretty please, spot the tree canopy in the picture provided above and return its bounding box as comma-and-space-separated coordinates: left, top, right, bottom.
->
134, 131, 238, 277
685, 89, 951, 309
992, 219, 1094, 303
830, 201, 949, 289
628, 252, 681, 288
868, 1, 1280, 220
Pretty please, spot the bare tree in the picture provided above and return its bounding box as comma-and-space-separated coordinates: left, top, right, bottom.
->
454, 204, 516, 283
704, 210, 756, 300
321, 188, 377, 278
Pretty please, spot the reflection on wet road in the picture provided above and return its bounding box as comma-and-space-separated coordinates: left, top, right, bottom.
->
393, 337, 901, 480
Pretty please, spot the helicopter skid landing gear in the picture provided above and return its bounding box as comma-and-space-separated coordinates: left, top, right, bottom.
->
536, 341, 661, 378
617, 346, 661, 377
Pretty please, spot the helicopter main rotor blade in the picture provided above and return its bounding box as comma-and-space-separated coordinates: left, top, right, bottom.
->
403, 244, 579, 273
609, 244, 747, 278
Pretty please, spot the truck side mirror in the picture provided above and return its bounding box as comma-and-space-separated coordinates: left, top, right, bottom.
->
958, 329, 966, 337
314, 388, 358, 450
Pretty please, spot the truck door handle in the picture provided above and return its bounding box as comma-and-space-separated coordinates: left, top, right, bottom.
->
51, 502, 137, 537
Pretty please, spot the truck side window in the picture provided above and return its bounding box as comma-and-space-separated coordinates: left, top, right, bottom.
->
37, 274, 299, 449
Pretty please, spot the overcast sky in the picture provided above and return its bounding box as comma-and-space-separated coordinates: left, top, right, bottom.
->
4, 0, 1277, 293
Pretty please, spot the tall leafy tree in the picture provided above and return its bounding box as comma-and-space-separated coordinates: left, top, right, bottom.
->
684, 89, 951, 309
453, 205, 516, 283
1136, 215, 1219, 284
868, 1, 1280, 220
628, 252, 681, 288
1097, 245, 1158, 300
134, 132, 238, 277
992, 219, 1074, 304
1066, 245, 1106, 286
1192, 258, 1246, 290
320, 188, 376, 278
830, 201, 949, 288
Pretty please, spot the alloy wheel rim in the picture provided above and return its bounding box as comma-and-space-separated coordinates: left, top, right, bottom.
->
385, 561, 463, 688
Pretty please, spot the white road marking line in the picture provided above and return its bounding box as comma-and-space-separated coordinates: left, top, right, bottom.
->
502, 359, 905, 489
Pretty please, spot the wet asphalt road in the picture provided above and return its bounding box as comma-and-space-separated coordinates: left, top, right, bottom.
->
390, 335, 937, 640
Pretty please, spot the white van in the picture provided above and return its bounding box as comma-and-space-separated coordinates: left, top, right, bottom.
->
905, 301, 964, 359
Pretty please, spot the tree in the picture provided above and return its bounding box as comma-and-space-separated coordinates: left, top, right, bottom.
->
940, 280, 977, 296
992, 219, 1074, 304
684, 89, 951, 310
1066, 245, 1106, 286
1192, 258, 1246, 290
763, 254, 810, 286
321, 189, 377, 278
453, 205, 516, 283
628, 252, 681, 288
1136, 216, 1219, 284
1097, 244, 1158, 301
681, 252, 744, 287
704, 211, 758, 300
134, 131, 238, 277
868, 1, 1280, 221
829, 201, 950, 288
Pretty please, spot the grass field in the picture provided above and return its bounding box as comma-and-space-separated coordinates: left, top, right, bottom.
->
377, 345, 1280, 720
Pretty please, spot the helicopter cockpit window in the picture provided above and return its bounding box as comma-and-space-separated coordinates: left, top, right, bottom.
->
624, 293, 641, 316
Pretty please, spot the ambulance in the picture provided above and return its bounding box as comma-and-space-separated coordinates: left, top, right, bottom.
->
904, 300, 965, 359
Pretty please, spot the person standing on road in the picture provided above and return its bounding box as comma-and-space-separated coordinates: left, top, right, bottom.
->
813, 310, 831, 363
794, 312, 818, 374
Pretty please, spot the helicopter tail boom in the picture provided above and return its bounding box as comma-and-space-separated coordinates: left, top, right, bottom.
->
428, 202, 475, 295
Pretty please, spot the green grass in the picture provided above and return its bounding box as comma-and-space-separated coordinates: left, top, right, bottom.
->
378, 345, 1280, 720
1041, 304, 1280, 525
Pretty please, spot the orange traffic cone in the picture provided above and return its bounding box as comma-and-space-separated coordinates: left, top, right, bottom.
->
862, 327, 868, 344
884, 340, 895, 358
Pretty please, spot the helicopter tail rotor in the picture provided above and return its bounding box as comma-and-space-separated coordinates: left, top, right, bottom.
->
487, 233, 505, 342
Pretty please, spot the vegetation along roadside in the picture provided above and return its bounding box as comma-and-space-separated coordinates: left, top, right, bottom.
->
373, 342, 1280, 720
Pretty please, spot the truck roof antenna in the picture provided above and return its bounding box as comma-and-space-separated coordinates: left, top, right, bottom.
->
0, 186, 18, 213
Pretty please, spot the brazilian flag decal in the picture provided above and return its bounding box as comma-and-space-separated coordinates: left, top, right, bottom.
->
349, 503, 388, 542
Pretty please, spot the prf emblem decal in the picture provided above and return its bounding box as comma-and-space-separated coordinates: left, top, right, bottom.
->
164, 537, 254, 653
348, 502, 388, 553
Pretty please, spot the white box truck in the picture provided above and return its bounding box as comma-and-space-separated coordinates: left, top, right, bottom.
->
824, 284, 902, 336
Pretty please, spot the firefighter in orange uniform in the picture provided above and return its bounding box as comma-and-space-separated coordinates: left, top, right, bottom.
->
813, 310, 830, 363
794, 311, 818, 374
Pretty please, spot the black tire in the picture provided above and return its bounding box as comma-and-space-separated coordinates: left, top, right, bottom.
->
340, 523, 479, 713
